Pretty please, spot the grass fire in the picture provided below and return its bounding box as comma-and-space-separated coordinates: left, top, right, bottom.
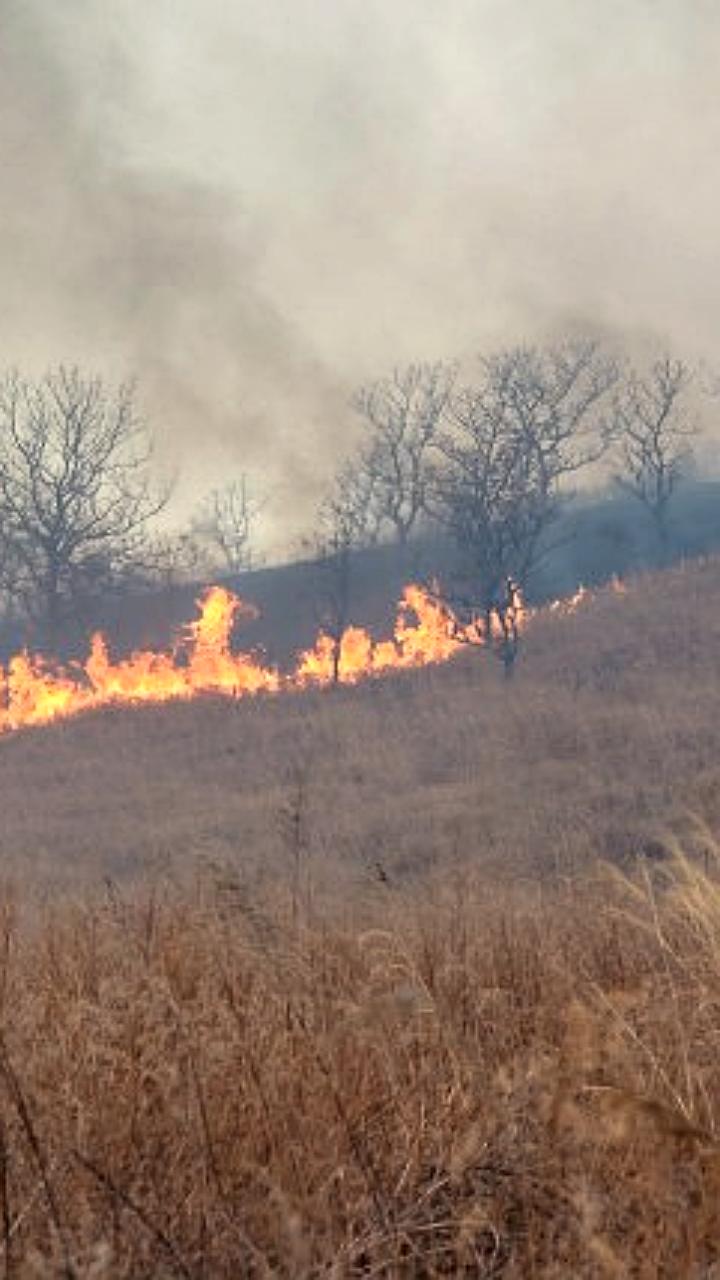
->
3, 1, 720, 1272
0, 577, 628, 735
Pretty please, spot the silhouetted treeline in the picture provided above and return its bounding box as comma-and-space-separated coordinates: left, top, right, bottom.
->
0, 342, 715, 666
4, 476, 720, 668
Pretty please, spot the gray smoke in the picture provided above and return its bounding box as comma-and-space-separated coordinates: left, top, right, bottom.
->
1, 0, 719, 552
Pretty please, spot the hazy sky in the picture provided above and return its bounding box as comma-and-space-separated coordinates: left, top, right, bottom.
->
1, 1, 719, 553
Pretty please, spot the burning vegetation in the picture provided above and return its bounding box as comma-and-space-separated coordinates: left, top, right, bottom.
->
0, 583, 483, 733
0, 576, 628, 735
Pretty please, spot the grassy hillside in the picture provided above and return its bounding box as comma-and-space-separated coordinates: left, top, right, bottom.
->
1, 558, 720, 1273
3, 556, 719, 892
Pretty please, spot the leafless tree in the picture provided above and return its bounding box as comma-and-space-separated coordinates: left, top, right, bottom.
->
306, 462, 376, 683
140, 529, 211, 589
0, 367, 169, 631
612, 355, 697, 560
351, 362, 455, 544
430, 339, 618, 666
192, 476, 261, 575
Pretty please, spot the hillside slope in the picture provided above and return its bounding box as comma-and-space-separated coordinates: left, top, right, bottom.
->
1, 559, 720, 1274
4, 556, 720, 893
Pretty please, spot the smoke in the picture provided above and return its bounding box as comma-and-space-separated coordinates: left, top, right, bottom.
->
1, 0, 719, 551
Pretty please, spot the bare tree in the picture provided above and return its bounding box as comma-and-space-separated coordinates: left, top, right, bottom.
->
192, 477, 261, 575
351, 362, 455, 544
140, 529, 211, 589
306, 463, 375, 683
0, 367, 169, 631
430, 339, 617, 666
613, 355, 696, 561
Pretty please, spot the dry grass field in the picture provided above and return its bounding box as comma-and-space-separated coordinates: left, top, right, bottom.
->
2, 559, 720, 1274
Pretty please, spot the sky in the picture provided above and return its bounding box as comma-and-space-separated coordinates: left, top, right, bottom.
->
1, 0, 719, 554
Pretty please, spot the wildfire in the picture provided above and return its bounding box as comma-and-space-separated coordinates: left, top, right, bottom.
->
0, 577, 619, 736
294, 584, 464, 685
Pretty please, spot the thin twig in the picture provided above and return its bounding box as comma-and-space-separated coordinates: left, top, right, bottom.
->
73, 1149, 194, 1279
0, 1037, 75, 1278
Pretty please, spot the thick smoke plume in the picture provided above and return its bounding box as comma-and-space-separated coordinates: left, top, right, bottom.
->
1, 0, 719, 550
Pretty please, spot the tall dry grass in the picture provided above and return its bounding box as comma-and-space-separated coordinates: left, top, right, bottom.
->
1, 558, 720, 1272
1, 858, 720, 1274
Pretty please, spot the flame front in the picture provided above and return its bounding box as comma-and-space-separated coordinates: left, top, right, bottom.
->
295, 584, 463, 685
0, 577, 619, 736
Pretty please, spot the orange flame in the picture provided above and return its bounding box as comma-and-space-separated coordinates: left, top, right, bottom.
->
295, 584, 464, 685
0, 576, 623, 736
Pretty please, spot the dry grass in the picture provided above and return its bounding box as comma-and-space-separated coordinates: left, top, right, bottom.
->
2, 559, 720, 1272
2, 864, 720, 1275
